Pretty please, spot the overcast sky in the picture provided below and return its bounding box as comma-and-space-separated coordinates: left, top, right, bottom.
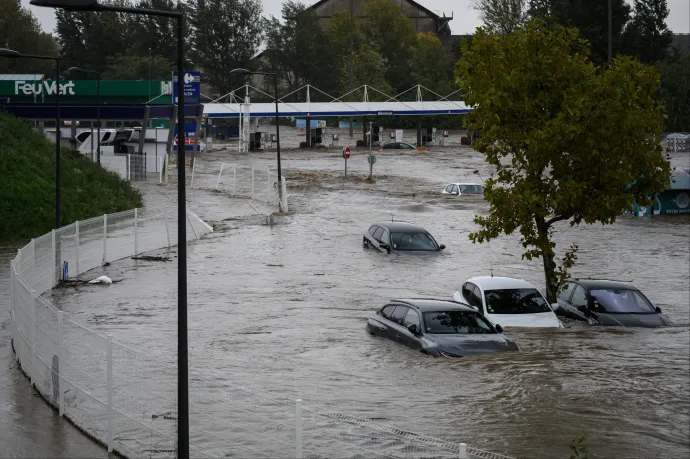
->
22, 0, 690, 35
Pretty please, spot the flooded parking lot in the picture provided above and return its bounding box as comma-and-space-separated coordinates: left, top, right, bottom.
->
49, 140, 689, 458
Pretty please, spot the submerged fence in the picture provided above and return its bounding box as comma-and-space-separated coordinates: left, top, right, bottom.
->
9, 207, 512, 459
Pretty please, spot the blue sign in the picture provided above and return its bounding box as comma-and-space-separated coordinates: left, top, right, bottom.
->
173, 122, 200, 151
296, 119, 326, 128
172, 71, 201, 105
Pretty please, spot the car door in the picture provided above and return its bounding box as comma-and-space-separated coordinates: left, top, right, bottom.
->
567, 284, 591, 321
469, 284, 485, 314
401, 308, 423, 350
386, 306, 410, 344
369, 305, 396, 337
372, 226, 387, 253
364, 225, 379, 249
450, 184, 459, 196
443, 184, 454, 194
555, 281, 577, 317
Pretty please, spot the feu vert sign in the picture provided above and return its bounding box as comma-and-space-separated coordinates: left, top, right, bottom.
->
14, 80, 76, 96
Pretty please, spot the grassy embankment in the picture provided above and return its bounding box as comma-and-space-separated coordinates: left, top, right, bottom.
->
0, 112, 143, 242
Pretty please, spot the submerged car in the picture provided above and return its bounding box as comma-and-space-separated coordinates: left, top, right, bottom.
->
555, 279, 674, 327
453, 276, 563, 328
441, 183, 484, 196
366, 298, 519, 357
363, 222, 445, 254
380, 142, 416, 150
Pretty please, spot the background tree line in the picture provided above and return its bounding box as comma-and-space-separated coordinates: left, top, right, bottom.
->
471, 0, 689, 132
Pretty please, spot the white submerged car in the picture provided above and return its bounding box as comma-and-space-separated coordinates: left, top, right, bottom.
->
441, 183, 484, 196
453, 276, 563, 328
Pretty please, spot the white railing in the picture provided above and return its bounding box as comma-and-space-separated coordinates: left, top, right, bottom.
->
9, 206, 512, 459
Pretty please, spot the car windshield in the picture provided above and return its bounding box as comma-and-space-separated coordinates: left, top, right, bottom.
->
423, 311, 495, 334
459, 185, 483, 194
589, 289, 656, 313
390, 232, 438, 251
484, 288, 552, 314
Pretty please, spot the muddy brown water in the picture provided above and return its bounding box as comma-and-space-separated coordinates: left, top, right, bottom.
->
23, 141, 690, 458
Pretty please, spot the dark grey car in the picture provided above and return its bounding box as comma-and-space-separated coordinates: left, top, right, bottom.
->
363, 222, 445, 255
365, 299, 519, 357
555, 279, 674, 327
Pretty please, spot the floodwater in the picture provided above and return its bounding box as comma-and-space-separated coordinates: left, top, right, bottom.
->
0, 247, 107, 458
41, 136, 690, 458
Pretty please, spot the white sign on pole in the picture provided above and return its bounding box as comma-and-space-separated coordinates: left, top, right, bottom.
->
395, 129, 403, 142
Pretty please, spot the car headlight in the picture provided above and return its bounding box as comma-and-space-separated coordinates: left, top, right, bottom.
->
439, 351, 462, 358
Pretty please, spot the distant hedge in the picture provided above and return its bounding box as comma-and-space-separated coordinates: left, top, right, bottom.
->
0, 112, 143, 242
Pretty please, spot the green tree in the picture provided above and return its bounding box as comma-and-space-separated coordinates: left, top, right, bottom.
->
130, 0, 179, 63
362, 0, 416, 94
189, 0, 263, 96
455, 20, 671, 302
101, 54, 172, 80
621, 0, 673, 64
472, 0, 529, 34
0, 0, 58, 75
658, 51, 690, 132
262, 1, 336, 98
410, 32, 454, 95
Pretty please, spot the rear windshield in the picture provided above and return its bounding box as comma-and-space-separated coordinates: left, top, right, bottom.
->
484, 288, 552, 314
390, 232, 439, 251
423, 311, 495, 334
460, 185, 483, 194
589, 289, 656, 313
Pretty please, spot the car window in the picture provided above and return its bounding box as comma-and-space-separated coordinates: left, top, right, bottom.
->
461, 283, 471, 302
589, 289, 656, 313
463, 185, 483, 194
373, 227, 385, 241
403, 309, 421, 329
484, 288, 552, 314
388, 306, 408, 325
368, 225, 379, 236
451, 185, 459, 194
445, 184, 454, 193
76, 131, 90, 142
390, 232, 439, 251
423, 311, 495, 334
380, 305, 396, 319
570, 285, 588, 308
380, 229, 390, 244
469, 285, 483, 311
558, 282, 576, 302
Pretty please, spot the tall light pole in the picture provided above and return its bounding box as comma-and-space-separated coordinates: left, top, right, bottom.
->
30, 1, 190, 457
349, 0, 354, 139
0, 48, 61, 229
230, 68, 285, 213
67, 67, 101, 164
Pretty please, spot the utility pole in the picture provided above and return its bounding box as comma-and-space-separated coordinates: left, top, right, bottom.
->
607, 0, 612, 64
349, 0, 354, 139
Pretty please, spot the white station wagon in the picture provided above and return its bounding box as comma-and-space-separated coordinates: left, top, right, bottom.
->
453, 276, 563, 328
441, 183, 484, 196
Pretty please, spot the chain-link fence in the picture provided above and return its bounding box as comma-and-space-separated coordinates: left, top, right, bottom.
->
9, 206, 512, 459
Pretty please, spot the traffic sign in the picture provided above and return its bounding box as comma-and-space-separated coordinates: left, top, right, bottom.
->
343, 146, 351, 159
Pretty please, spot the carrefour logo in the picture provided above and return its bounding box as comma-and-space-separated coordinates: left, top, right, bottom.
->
184, 73, 194, 84
14, 80, 76, 96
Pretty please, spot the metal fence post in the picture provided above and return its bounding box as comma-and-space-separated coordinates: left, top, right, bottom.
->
233, 165, 236, 196
267, 166, 270, 198
57, 311, 64, 416
134, 208, 139, 256
51, 229, 56, 285
458, 443, 468, 459
107, 334, 113, 453
75, 221, 80, 276
295, 399, 303, 459
190, 158, 197, 189
251, 165, 255, 200
127, 154, 131, 181
30, 289, 36, 386
216, 163, 224, 190
164, 209, 171, 248
102, 214, 108, 264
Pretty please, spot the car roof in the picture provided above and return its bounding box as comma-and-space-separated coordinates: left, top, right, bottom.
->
447, 182, 483, 186
569, 278, 639, 290
466, 276, 537, 290
373, 221, 428, 233
390, 298, 476, 312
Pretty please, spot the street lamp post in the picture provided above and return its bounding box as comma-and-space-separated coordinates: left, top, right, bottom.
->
30, 1, 190, 457
0, 48, 61, 229
230, 68, 284, 212
67, 67, 101, 164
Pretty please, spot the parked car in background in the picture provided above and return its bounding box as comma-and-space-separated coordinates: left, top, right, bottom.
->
555, 279, 674, 327
453, 276, 563, 328
380, 142, 416, 150
441, 183, 484, 196
363, 222, 445, 254
366, 298, 519, 357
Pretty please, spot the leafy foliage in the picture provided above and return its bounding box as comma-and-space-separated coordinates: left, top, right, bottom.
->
0, 0, 58, 75
569, 434, 589, 459
0, 112, 142, 242
455, 19, 671, 301
472, 0, 529, 35
658, 51, 690, 132
101, 54, 173, 81
621, 0, 673, 64
410, 32, 454, 95
190, 0, 263, 96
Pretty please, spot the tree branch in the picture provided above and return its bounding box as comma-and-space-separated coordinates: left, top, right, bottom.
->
545, 214, 570, 227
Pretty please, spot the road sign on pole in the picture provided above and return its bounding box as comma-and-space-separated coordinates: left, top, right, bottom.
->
172, 71, 201, 105
343, 146, 351, 177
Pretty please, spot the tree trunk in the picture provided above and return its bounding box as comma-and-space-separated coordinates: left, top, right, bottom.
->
536, 218, 559, 304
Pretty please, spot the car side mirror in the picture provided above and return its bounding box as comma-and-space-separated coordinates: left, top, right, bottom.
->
439, 244, 446, 250
407, 324, 420, 336
551, 303, 560, 311
655, 306, 662, 314
452, 191, 459, 196
495, 324, 503, 334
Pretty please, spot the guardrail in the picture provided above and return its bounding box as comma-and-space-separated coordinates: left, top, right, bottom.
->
9, 206, 513, 459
